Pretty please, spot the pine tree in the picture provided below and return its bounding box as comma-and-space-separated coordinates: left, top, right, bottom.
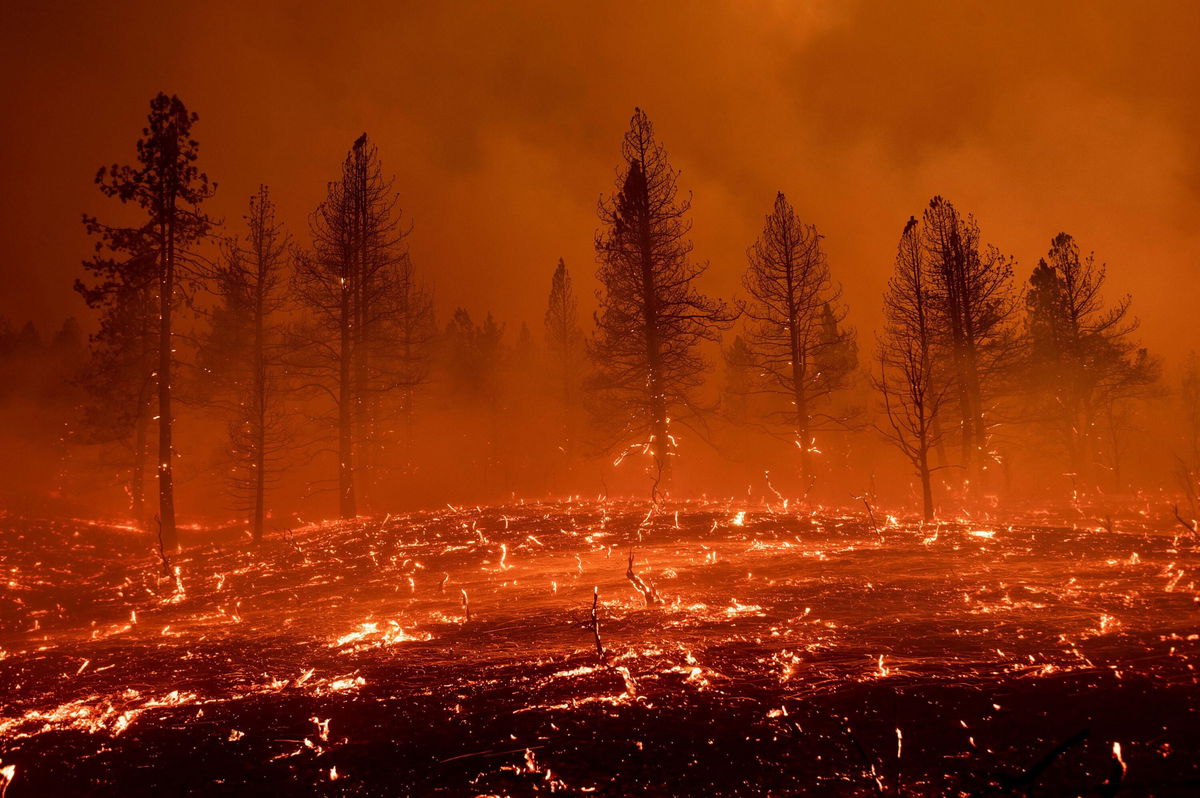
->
202, 186, 290, 542
920, 196, 1017, 489
876, 218, 952, 520
1025, 232, 1158, 491
589, 108, 732, 493
292, 134, 412, 517
739, 192, 857, 483
78, 93, 215, 547
544, 258, 584, 470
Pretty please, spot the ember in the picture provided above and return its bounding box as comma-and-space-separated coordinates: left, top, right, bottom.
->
1, 503, 1198, 793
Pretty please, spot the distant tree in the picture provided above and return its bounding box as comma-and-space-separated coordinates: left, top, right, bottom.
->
920, 196, 1017, 487
588, 108, 732, 493
1178, 353, 1200, 514
445, 309, 506, 488
875, 218, 952, 521
77, 93, 215, 547
389, 251, 436, 471
201, 186, 290, 542
543, 258, 585, 469
739, 192, 857, 483
74, 272, 156, 524
1026, 232, 1158, 491
292, 134, 411, 517
721, 334, 756, 426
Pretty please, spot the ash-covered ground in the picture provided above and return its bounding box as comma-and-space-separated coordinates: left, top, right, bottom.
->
0, 501, 1198, 796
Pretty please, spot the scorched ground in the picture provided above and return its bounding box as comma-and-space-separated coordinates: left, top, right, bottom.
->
0, 501, 1198, 795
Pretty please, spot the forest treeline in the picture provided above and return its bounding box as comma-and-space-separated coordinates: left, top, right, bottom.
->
4, 95, 1198, 543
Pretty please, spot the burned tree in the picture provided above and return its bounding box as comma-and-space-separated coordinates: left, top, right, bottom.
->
721, 335, 756, 426
389, 251, 435, 473
589, 108, 732, 490
202, 186, 290, 542
1177, 354, 1200, 515
875, 218, 951, 521
544, 258, 585, 469
77, 94, 215, 548
292, 134, 412, 518
920, 196, 1017, 488
75, 260, 157, 527
444, 309, 507, 490
739, 192, 857, 482
1026, 233, 1158, 492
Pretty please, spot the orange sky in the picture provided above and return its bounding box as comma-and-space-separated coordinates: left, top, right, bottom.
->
3, 0, 1198, 362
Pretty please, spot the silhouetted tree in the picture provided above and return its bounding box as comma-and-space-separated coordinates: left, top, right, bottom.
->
589, 108, 732, 492
202, 186, 290, 542
721, 334, 756, 426
77, 93, 215, 547
921, 196, 1017, 488
388, 251, 436, 472
1025, 233, 1158, 492
739, 192, 857, 483
875, 218, 952, 520
445, 309, 506, 488
292, 134, 411, 517
1177, 353, 1200, 514
544, 258, 585, 471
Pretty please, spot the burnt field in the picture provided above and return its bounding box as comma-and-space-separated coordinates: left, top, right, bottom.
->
0, 501, 1198, 796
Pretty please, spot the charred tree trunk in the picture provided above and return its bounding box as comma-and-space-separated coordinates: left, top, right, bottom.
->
636, 184, 671, 488
251, 270, 267, 543
157, 203, 178, 552
339, 282, 356, 518
132, 392, 150, 528
918, 447, 934, 521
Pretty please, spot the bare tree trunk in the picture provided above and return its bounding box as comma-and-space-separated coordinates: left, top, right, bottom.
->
792, 349, 811, 483
339, 285, 356, 518
132, 394, 149, 528
252, 276, 267, 543
918, 446, 934, 521
638, 202, 670, 488
157, 213, 178, 552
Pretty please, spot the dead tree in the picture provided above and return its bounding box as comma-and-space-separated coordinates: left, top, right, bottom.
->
444, 309, 507, 491
875, 218, 952, 521
920, 197, 1017, 490
1176, 353, 1200, 514
589, 108, 733, 491
78, 94, 216, 549
1026, 233, 1158, 493
389, 251, 435, 474
739, 192, 857, 482
74, 272, 157, 527
202, 186, 291, 542
544, 258, 585, 476
292, 134, 413, 518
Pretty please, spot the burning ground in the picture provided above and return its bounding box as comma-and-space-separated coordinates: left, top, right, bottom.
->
0, 502, 1198, 795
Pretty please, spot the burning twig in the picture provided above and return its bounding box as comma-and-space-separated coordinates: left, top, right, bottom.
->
460, 588, 471, 623
0, 761, 15, 798
650, 457, 665, 507
841, 722, 886, 797
1171, 504, 1196, 536
856, 496, 882, 541
153, 515, 171, 577
997, 727, 1088, 795
439, 572, 449, 594
1097, 741, 1127, 798
590, 586, 607, 665
626, 549, 662, 606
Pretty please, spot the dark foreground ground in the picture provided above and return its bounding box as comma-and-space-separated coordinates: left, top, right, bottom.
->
0, 500, 1198, 796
